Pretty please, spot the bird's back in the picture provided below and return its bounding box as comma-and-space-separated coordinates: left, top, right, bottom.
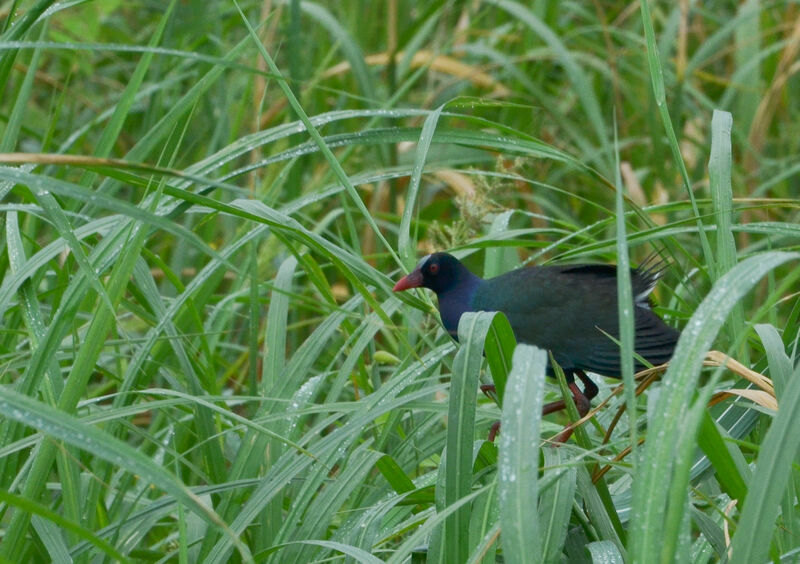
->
472, 263, 680, 377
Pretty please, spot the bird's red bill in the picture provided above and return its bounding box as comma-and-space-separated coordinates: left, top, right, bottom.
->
392, 270, 423, 292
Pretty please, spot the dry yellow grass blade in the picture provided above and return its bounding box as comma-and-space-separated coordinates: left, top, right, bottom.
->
591, 352, 777, 481
711, 389, 778, 411
724, 498, 738, 559
323, 50, 511, 96
705, 351, 778, 411
0, 152, 175, 175
704, 350, 775, 395
579, 351, 777, 453
746, 11, 800, 174
432, 169, 476, 198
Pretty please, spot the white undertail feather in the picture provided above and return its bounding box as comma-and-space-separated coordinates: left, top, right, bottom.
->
634, 253, 669, 309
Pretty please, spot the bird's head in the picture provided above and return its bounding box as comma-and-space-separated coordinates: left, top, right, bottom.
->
392, 252, 470, 295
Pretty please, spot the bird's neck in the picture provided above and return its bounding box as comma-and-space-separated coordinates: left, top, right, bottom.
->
436, 274, 482, 338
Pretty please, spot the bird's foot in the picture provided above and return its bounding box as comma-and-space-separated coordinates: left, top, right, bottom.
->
548, 382, 591, 444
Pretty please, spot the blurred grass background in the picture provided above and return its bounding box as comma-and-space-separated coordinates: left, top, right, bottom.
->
0, 0, 799, 562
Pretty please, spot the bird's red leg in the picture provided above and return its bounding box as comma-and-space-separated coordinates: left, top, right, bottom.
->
485, 372, 596, 442
543, 371, 596, 415
552, 381, 592, 443
487, 421, 501, 442
542, 398, 566, 415
569, 381, 591, 417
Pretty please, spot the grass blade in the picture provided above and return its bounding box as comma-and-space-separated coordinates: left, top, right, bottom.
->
399, 104, 445, 266
439, 311, 496, 563
498, 344, 548, 564
539, 448, 577, 562
729, 356, 800, 563
639, 0, 713, 266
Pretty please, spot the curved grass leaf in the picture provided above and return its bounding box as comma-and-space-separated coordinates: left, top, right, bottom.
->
481, 310, 517, 405
489, 0, 610, 173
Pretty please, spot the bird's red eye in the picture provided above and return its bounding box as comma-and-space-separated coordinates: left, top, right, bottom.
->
429, 263, 439, 275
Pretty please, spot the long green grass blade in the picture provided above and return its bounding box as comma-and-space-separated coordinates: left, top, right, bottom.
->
498, 344, 548, 564
399, 104, 444, 265
440, 312, 498, 563
639, 0, 713, 267
613, 118, 637, 455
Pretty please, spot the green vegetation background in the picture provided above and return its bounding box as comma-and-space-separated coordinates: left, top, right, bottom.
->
0, 1, 799, 562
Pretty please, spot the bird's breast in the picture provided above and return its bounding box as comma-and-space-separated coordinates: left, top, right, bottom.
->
437, 291, 477, 338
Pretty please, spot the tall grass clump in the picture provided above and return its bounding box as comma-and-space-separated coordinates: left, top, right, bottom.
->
1, 1, 798, 562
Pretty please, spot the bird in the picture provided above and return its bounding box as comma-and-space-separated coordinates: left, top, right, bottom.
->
393, 252, 681, 441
